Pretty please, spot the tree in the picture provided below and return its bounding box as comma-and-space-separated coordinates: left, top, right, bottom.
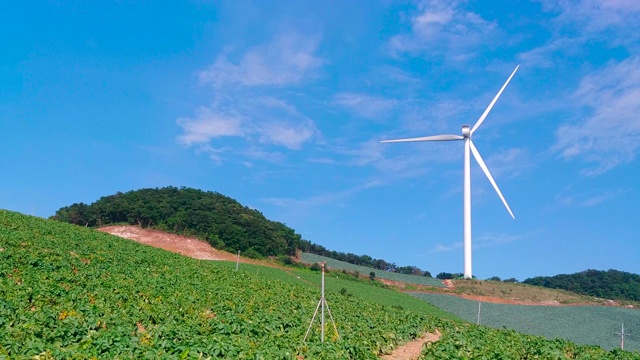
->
369, 271, 376, 281
437, 272, 454, 280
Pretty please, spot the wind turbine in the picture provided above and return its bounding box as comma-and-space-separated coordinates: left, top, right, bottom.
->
381, 65, 519, 279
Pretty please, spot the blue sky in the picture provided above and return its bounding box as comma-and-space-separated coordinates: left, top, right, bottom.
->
2, 1, 639, 280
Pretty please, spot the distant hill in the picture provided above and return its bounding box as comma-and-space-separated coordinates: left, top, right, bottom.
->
523, 269, 640, 302
52, 187, 434, 276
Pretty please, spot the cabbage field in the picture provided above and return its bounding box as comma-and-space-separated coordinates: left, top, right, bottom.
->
413, 292, 640, 352
2, 209, 639, 359
0, 210, 448, 359
300, 252, 445, 288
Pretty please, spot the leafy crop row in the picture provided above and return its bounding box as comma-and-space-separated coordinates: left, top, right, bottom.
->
413, 293, 640, 352
0, 210, 438, 359
300, 252, 445, 288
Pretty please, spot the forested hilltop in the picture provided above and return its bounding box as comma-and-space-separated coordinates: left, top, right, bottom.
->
51, 187, 429, 275
523, 269, 640, 302
51, 187, 301, 258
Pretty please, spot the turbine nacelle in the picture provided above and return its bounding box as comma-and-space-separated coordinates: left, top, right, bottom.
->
462, 125, 471, 138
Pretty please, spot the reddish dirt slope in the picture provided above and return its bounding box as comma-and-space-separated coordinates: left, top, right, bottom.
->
98, 225, 237, 261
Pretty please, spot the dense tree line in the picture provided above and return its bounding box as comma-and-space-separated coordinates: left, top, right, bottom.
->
52, 187, 434, 275
300, 241, 432, 277
523, 269, 640, 301
51, 187, 302, 258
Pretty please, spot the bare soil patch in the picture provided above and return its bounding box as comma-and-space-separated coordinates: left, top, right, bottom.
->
380, 330, 441, 360
99, 226, 325, 290
99, 225, 233, 260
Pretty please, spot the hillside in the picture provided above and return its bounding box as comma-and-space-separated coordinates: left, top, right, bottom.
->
440, 279, 635, 307
0, 210, 446, 358
51, 186, 433, 276
524, 269, 640, 302
3, 210, 639, 358
51, 187, 302, 259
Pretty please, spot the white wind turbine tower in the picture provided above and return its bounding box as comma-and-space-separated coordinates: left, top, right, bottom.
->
381, 66, 519, 279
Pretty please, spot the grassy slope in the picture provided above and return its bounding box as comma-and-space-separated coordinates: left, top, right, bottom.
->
299, 252, 445, 288
448, 279, 608, 304
0, 210, 451, 359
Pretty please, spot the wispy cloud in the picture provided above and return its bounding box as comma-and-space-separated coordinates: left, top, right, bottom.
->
261, 179, 383, 209
334, 93, 398, 121
258, 121, 316, 150
432, 242, 462, 252
198, 33, 324, 87
432, 231, 538, 252
543, 0, 640, 47
555, 189, 624, 208
389, 0, 499, 60
552, 56, 640, 175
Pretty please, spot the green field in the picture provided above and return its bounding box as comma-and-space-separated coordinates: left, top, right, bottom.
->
0, 210, 450, 359
412, 292, 640, 351
3, 209, 640, 359
300, 252, 445, 288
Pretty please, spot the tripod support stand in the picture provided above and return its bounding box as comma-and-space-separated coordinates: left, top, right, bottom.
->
303, 262, 340, 342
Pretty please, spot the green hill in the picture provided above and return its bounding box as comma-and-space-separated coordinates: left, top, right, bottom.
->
524, 269, 640, 302
51, 186, 435, 276
51, 186, 302, 259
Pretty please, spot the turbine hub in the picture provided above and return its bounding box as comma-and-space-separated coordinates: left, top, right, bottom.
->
462, 125, 471, 138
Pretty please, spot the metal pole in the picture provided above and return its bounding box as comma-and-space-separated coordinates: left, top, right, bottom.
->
615, 321, 630, 350
477, 302, 481, 325
321, 262, 325, 342
235, 251, 240, 271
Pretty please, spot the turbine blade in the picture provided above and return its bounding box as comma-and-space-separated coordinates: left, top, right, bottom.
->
381, 134, 464, 143
471, 65, 520, 134
469, 141, 515, 219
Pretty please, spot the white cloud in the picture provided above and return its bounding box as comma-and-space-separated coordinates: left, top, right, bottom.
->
177, 97, 318, 163
176, 107, 244, 145
177, 32, 325, 165
198, 33, 324, 87
389, 0, 498, 60
553, 56, 640, 174
259, 121, 316, 150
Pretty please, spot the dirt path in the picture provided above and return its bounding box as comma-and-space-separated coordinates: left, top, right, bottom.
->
380, 330, 441, 360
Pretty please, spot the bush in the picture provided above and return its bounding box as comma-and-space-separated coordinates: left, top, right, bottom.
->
310, 263, 322, 272
277, 255, 293, 265
369, 271, 376, 281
